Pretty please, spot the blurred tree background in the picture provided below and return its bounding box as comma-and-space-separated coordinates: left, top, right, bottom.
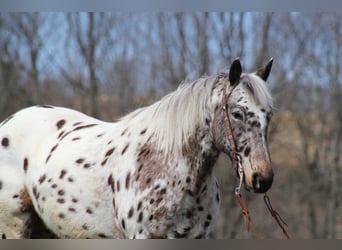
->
0, 12, 341, 238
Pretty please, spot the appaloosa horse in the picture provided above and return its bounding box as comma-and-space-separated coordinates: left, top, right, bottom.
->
0, 59, 274, 239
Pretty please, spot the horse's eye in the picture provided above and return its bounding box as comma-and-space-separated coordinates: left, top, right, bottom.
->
232, 111, 244, 121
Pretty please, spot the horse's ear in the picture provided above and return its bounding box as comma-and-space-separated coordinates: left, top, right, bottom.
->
256, 58, 273, 82
229, 58, 242, 86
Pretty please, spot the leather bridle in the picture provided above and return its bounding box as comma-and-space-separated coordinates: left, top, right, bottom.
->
220, 75, 290, 239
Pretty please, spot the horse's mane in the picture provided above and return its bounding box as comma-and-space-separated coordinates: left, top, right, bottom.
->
241, 73, 273, 108
120, 72, 272, 155
120, 76, 216, 155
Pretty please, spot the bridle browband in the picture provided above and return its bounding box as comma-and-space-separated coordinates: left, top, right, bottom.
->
219, 74, 290, 239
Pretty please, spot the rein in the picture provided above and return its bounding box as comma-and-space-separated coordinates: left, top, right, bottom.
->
221, 79, 290, 239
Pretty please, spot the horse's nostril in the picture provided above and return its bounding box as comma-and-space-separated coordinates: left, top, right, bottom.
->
252, 172, 273, 193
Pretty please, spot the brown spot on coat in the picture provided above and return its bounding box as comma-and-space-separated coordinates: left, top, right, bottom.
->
73, 122, 83, 126
73, 124, 97, 131
68, 207, 76, 212
137, 201, 142, 211
50, 144, 58, 153
105, 147, 115, 157
112, 198, 116, 209
59, 124, 98, 141
23, 158, 29, 173
59, 170, 67, 179
39, 174, 47, 184
137, 212, 143, 223
58, 190, 65, 196
108, 174, 115, 193
121, 144, 129, 155
57, 198, 65, 203
57, 131, 65, 139
121, 128, 128, 136
116, 180, 121, 192
46, 144, 59, 164
101, 158, 108, 166
1, 137, 9, 147
125, 172, 131, 189
32, 186, 39, 200
76, 158, 85, 164
19, 188, 33, 212
128, 208, 134, 218
56, 119, 66, 130
45, 155, 52, 164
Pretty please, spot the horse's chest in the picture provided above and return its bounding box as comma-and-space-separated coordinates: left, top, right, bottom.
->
115, 172, 220, 239
165, 175, 220, 238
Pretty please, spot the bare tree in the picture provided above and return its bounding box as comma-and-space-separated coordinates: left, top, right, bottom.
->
322, 15, 342, 239
66, 13, 116, 118
0, 18, 22, 117
7, 13, 48, 104
212, 13, 247, 65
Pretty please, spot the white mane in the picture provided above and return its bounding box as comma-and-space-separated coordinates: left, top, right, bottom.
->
119, 72, 272, 156
120, 76, 217, 155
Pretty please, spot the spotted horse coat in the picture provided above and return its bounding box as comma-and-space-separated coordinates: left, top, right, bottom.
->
0, 59, 274, 239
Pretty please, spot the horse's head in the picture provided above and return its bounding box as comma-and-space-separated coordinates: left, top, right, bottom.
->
213, 59, 274, 193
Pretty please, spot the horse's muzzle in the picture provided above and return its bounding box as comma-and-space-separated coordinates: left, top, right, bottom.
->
252, 172, 273, 193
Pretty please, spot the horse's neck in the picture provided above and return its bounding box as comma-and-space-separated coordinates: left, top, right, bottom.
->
181, 123, 220, 195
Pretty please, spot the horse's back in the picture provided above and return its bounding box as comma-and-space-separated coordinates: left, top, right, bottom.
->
0, 106, 116, 238
0, 105, 105, 180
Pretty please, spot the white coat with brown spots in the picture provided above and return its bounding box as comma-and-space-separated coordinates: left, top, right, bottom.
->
0, 59, 274, 238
